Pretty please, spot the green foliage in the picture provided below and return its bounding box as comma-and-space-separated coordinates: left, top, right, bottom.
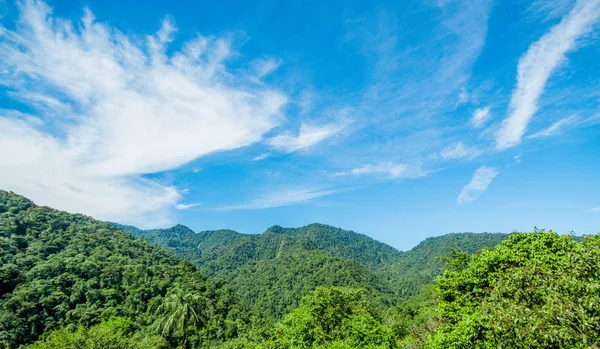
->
119, 223, 507, 322
0, 190, 245, 348
25, 317, 168, 349
429, 231, 600, 348
154, 288, 207, 349
379, 233, 509, 298
7, 189, 564, 349
119, 223, 403, 319
228, 250, 395, 318
221, 287, 397, 349
274, 287, 395, 348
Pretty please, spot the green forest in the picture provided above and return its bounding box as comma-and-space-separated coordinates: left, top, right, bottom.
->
1, 190, 599, 348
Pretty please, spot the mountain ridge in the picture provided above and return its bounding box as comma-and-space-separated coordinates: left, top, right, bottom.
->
116, 221, 510, 318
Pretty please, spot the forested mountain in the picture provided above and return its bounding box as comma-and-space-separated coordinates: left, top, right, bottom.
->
5, 189, 596, 348
380, 233, 510, 297
118, 222, 509, 318
116, 223, 401, 318
0, 191, 245, 348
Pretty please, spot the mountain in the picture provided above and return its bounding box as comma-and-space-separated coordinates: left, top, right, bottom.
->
119, 222, 509, 318
0, 191, 244, 348
117, 223, 400, 318
380, 232, 510, 297
3, 189, 576, 349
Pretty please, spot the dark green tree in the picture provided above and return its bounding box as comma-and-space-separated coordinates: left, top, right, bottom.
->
25, 317, 168, 349
154, 289, 207, 348
429, 231, 600, 348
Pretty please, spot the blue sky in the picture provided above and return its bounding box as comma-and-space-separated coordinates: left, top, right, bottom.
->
0, 0, 599, 250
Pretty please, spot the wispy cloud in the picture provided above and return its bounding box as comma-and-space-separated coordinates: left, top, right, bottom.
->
252, 153, 270, 161
583, 206, 600, 212
513, 154, 522, 165
457, 166, 499, 204
175, 202, 203, 210
528, 115, 577, 138
216, 187, 341, 210
338, 162, 425, 179
268, 122, 345, 153
471, 107, 491, 128
436, 142, 481, 160
250, 56, 283, 80
496, 0, 600, 150
338, 1, 492, 166
529, 0, 576, 20
0, 1, 286, 225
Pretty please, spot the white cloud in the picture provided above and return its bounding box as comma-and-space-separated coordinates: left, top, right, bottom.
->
513, 154, 522, 164
216, 187, 341, 210
437, 142, 481, 160
268, 122, 345, 153
584, 206, 600, 212
341, 162, 425, 179
471, 107, 491, 128
339, 1, 492, 164
175, 202, 202, 210
457, 166, 499, 204
0, 1, 287, 225
529, 0, 576, 20
528, 115, 577, 138
250, 56, 283, 79
458, 88, 470, 104
252, 153, 270, 161
495, 0, 600, 150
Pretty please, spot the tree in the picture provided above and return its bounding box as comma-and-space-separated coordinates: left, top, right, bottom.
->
154, 288, 207, 349
428, 231, 600, 348
25, 317, 168, 349
273, 287, 396, 349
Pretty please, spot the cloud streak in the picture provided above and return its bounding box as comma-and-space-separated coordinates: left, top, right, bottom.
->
0, 0, 287, 225
495, 0, 600, 150
528, 115, 577, 138
471, 107, 491, 128
175, 202, 203, 210
436, 142, 481, 160
457, 166, 499, 204
337, 162, 425, 179
216, 187, 341, 210
268, 122, 345, 153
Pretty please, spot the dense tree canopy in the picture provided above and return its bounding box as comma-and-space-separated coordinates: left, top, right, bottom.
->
119, 223, 507, 320
378, 233, 509, 298
4, 189, 597, 349
220, 287, 397, 349
429, 231, 600, 348
0, 191, 245, 348
25, 317, 168, 349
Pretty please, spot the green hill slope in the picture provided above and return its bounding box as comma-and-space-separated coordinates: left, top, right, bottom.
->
118, 223, 398, 318
119, 223, 509, 319
380, 232, 510, 297
0, 191, 244, 348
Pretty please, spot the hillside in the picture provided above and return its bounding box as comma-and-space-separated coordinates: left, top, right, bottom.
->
380, 232, 510, 297
0, 191, 244, 348
3, 190, 596, 348
120, 222, 509, 318
117, 223, 400, 318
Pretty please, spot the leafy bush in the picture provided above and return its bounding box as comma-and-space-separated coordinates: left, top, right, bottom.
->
429, 231, 600, 348
25, 317, 167, 349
